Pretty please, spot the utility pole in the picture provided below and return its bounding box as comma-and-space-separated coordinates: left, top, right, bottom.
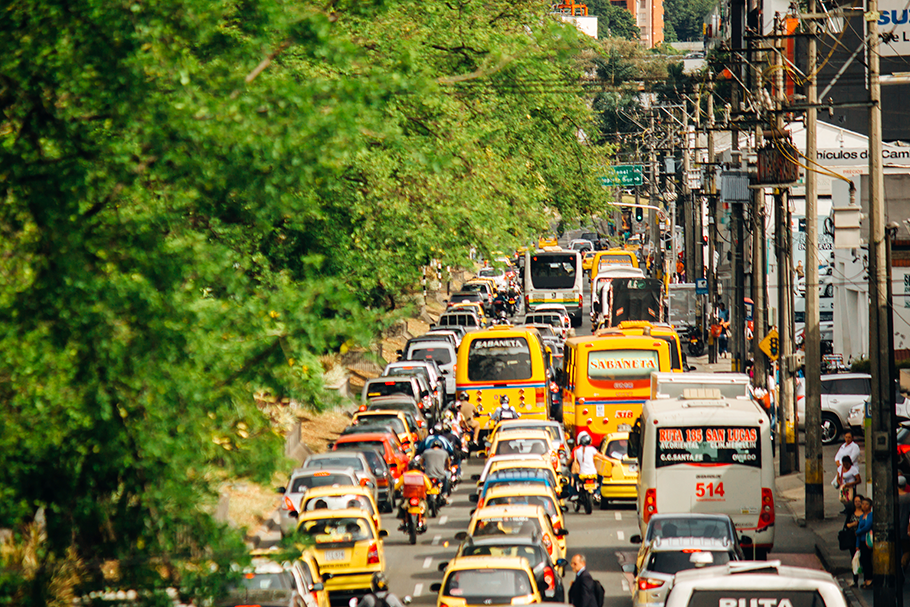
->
707, 75, 718, 365
729, 0, 744, 373
774, 14, 797, 474
649, 114, 659, 278
752, 33, 767, 393
867, 0, 900, 597
803, 0, 824, 521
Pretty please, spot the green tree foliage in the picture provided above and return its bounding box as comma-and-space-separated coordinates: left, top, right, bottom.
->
585, 0, 642, 41
663, 0, 714, 41
0, 0, 610, 602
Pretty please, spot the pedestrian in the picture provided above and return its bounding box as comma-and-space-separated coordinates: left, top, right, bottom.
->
834, 432, 861, 479
842, 494, 864, 587
838, 455, 861, 508
855, 497, 873, 588
796, 260, 805, 279
568, 554, 599, 607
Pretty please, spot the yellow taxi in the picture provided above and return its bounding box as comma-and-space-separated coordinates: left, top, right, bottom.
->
596, 431, 638, 504
466, 504, 567, 562
449, 301, 489, 326
295, 508, 387, 600
298, 485, 381, 532
296, 548, 331, 607
480, 484, 567, 541
480, 457, 564, 497
431, 556, 542, 607
487, 430, 560, 474
538, 236, 559, 248
352, 410, 421, 454
581, 250, 596, 274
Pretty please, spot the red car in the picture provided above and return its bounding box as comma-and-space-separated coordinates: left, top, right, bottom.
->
333, 432, 411, 480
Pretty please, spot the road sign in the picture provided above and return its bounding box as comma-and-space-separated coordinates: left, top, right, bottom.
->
600, 164, 644, 187
759, 329, 780, 361
695, 279, 708, 295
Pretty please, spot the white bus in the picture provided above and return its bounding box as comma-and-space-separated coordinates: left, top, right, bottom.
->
523, 249, 583, 327
590, 266, 644, 324
630, 389, 775, 558
650, 372, 752, 400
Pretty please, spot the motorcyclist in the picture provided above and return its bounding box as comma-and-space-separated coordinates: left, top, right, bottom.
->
571, 431, 608, 498
440, 422, 464, 481
493, 289, 508, 317
491, 395, 520, 422
421, 441, 451, 498
415, 425, 455, 456
354, 572, 406, 607
395, 459, 433, 528
457, 392, 481, 445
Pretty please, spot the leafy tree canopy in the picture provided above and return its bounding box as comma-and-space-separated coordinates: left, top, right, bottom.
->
663, 0, 715, 41
584, 0, 642, 41
0, 0, 611, 603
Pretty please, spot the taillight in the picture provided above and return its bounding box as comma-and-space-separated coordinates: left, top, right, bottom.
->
542, 533, 553, 555
409, 497, 420, 506
552, 520, 563, 532
367, 542, 380, 564
759, 488, 775, 528
543, 566, 556, 591
536, 388, 546, 406
360, 477, 369, 487
284, 495, 295, 512
638, 577, 665, 590
417, 420, 424, 428
549, 381, 558, 393
643, 488, 657, 523
359, 405, 367, 412
477, 498, 484, 508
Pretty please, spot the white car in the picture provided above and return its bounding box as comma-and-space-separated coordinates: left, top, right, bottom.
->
633, 537, 738, 607
848, 391, 909, 431
796, 373, 871, 445
478, 266, 509, 291
534, 304, 571, 337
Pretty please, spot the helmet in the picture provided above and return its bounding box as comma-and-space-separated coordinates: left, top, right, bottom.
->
499, 395, 510, 406
408, 458, 423, 471
578, 432, 592, 446
433, 423, 444, 435
458, 392, 470, 401
371, 572, 389, 593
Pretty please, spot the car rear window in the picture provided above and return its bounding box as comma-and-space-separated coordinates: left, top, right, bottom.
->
291, 473, 354, 493
646, 550, 732, 574
298, 517, 374, 543
411, 347, 453, 365
335, 440, 386, 454
443, 569, 533, 602
485, 495, 557, 518
495, 438, 548, 456
461, 544, 542, 567
304, 457, 366, 471
304, 494, 373, 513
473, 516, 543, 537
366, 380, 416, 399
646, 517, 734, 542
239, 571, 293, 590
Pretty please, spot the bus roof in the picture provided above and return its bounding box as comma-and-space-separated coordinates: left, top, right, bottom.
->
565, 332, 670, 349
643, 395, 767, 425
650, 372, 751, 400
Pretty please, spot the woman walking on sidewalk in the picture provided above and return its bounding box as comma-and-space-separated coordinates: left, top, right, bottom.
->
855, 497, 874, 588
843, 494, 864, 586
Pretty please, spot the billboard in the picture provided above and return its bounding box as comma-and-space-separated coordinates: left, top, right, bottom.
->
879, 0, 910, 57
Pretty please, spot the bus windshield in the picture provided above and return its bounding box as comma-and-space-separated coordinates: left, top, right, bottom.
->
530, 254, 577, 290
468, 338, 532, 381
655, 426, 761, 468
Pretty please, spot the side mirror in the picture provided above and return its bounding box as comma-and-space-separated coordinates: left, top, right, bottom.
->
471, 474, 481, 481
687, 365, 697, 372
561, 504, 569, 512
566, 438, 575, 448
739, 535, 753, 546
276, 486, 287, 494
630, 534, 642, 544
322, 573, 334, 580
438, 561, 449, 572
403, 597, 412, 605
288, 511, 299, 519
430, 583, 442, 593
468, 494, 479, 503
454, 531, 468, 541
469, 509, 476, 515
379, 529, 389, 538
555, 528, 569, 537
311, 583, 324, 592
556, 558, 569, 569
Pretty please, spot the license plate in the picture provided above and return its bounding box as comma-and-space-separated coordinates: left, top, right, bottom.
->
596, 404, 605, 417
584, 481, 597, 489
618, 423, 632, 432
408, 506, 422, 514
628, 464, 638, 473
323, 550, 347, 562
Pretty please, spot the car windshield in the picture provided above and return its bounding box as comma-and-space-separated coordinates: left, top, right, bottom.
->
443, 568, 533, 602
304, 457, 366, 471
485, 495, 557, 517
646, 550, 731, 575
646, 518, 733, 542
298, 517, 373, 543
461, 544, 542, 567
304, 494, 372, 513
411, 347, 452, 365
495, 438, 548, 456
365, 380, 416, 399
291, 473, 354, 493
604, 439, 630, 460
238, 572, 293, 590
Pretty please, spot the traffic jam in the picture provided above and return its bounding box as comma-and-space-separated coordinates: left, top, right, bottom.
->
226, 238, 849, 607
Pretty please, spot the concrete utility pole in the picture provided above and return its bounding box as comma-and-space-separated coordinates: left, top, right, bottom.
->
752, 41, 767, 392
867, 0, 901, 598
729, 0, 744, 373
649, 115, 659, 278
707, 75, 718, 365
803, 0, 824, 522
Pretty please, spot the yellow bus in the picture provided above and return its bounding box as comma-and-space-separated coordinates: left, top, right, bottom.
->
456, 326, 552, 438
561, 334, 671, 446
591, 249, 639, 281
594, 321, 685, 373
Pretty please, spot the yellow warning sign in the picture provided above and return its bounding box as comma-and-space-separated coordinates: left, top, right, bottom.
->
759, 329, 780, 361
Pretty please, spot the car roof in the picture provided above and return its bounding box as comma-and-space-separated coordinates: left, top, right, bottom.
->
446, 555, 533, 571
646, 536, 734, 551
474, 504, 547, 518
301, 485, 372, 499
494, 429, 552, 441
669, 561, 841, 591
464, 534, 543, 547
483, 483, 557, 498
307, 452, 368, 461
822, 373, 870, 380
291, 466, 357, 479
296, 507, 378, 525
334, 433, 394, 443
367, 395, 419, 405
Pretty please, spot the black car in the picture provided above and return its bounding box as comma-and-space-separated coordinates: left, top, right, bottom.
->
445, 534, 567, 602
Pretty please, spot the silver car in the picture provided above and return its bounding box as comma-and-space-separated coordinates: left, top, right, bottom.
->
403, 339, 458, 397
384, 359, 445, 407
633, 537, 739, 607
276, 467, 362, 536
301, 452, 377, 498
630, 514, 745, 578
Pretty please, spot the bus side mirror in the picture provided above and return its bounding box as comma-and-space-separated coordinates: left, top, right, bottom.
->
630, 534, 642, 544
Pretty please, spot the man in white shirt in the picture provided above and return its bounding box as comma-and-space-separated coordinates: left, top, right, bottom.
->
835, 431, 861, 476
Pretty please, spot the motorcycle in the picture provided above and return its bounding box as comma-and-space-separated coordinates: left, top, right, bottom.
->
575, 474, 598, 515
427, 478, 444, 518
400, 496, 429, 544
686, 327, 705, 357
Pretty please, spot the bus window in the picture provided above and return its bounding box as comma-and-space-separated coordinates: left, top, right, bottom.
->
529, 255, 577, 289
467, 338, 532, 382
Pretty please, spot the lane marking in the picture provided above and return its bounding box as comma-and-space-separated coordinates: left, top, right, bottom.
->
423, 557, 433, 569
615, 512, 622, 521
439, 515, 448, 525
617, 530, 625, 541
432, 535, 442, 545
414, 583, 423, 597
622, 580, 629, 593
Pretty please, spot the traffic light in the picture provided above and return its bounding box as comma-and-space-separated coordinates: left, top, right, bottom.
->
635, 207, 644, 222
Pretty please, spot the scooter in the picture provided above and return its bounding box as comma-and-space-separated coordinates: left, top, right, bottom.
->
575, 474, 598, 515
400, 497, 429, 545
686, 327, 705, 357
427, 478, 444, 518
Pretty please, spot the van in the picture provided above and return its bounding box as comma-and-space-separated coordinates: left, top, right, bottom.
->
438, 311, 483, 331
404, 339, 458, 396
